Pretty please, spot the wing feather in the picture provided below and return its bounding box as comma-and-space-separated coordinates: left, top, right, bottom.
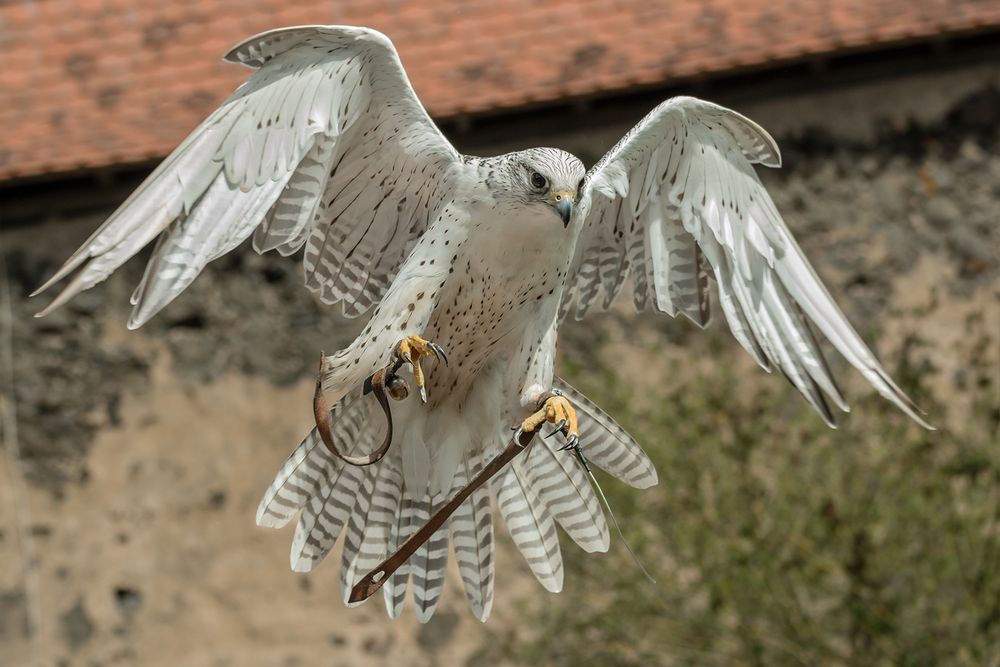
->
34, 25, 462, 325
571, 96, 929, 427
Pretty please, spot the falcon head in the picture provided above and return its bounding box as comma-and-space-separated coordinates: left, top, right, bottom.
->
514, 148, 586, 226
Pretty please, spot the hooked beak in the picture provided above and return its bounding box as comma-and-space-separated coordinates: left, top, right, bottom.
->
551, 191, 575, 226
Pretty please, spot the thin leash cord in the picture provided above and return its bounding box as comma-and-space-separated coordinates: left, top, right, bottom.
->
569, 444, 657, 585
565, 443, 750, 666
0, 255, 43, 662
567, 442, 815, 667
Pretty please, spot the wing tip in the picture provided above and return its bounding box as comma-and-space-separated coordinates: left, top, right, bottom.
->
886, 395, 935, 430
33, 288, 76, 319
903, 403, 936, 431
30, 254, 89, 299
760, 147, 783, 169
871, 366, 935, 430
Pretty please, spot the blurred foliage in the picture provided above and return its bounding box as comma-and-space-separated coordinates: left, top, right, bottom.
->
481, 322, 998, 667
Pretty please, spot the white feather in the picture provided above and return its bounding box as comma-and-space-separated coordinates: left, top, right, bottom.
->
35, 25, 462, 326
574, 96, 930, 428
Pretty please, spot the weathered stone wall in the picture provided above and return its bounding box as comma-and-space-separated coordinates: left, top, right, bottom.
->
0, 58, 997, 666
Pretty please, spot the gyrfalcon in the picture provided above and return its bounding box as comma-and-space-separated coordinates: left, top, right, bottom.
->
34, 25, 930, 622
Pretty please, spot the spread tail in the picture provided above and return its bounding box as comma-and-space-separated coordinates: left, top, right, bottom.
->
255, 377, 657, 621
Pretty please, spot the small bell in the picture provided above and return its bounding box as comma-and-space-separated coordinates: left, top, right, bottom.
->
386, 374, 409, 401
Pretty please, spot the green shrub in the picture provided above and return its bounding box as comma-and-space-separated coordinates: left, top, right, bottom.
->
483, 322, 998, 667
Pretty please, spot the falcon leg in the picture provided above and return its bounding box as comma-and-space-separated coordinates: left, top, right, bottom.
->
393, 335, 448, 403
513, 391, 580, 450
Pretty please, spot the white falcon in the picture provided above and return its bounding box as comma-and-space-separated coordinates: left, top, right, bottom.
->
34, 26, 930, 622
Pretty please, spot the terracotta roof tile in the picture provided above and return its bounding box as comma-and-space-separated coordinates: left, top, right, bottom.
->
1, 0, 998, 181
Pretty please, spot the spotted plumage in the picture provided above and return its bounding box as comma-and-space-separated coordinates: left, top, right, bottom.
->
35, 25, 929, 623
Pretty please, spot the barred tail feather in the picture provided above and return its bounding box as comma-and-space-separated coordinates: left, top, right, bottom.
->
411, 494, 450, 623
255, 429, 339, 530
493, 463, 564, 593
339, 463, 386, 607
255, 391, 372, 529
290, 460, 367, 572
554, 378, 658, 489
383, 497, 420, 618
448, 450, 495, 621
343, 456, 404, 607
519, 431, 610, 553
257, 379, 653, 620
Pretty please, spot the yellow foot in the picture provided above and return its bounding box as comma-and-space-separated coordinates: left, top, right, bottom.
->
514, 392, 580, 449
393, 335, 448, 403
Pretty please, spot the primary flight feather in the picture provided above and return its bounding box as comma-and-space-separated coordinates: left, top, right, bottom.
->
34, 25, 930, 622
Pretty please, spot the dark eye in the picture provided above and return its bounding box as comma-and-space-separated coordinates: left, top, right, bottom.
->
530, 172, 547, 190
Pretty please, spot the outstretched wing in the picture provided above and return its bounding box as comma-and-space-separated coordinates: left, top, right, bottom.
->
34, 25, 462, 326
565, 96, 929, 428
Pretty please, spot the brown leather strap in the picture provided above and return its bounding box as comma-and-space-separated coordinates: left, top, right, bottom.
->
312, 355, 398, 467
534, 389, 562, 411
348, 427, 537, 604
314, 351, 551, 603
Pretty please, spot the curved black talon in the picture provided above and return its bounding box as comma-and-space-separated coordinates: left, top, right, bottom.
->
429, 342, 449, 366
558, 434, 580, 452
559, 436, 589, 474
544, 419, 568, 439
